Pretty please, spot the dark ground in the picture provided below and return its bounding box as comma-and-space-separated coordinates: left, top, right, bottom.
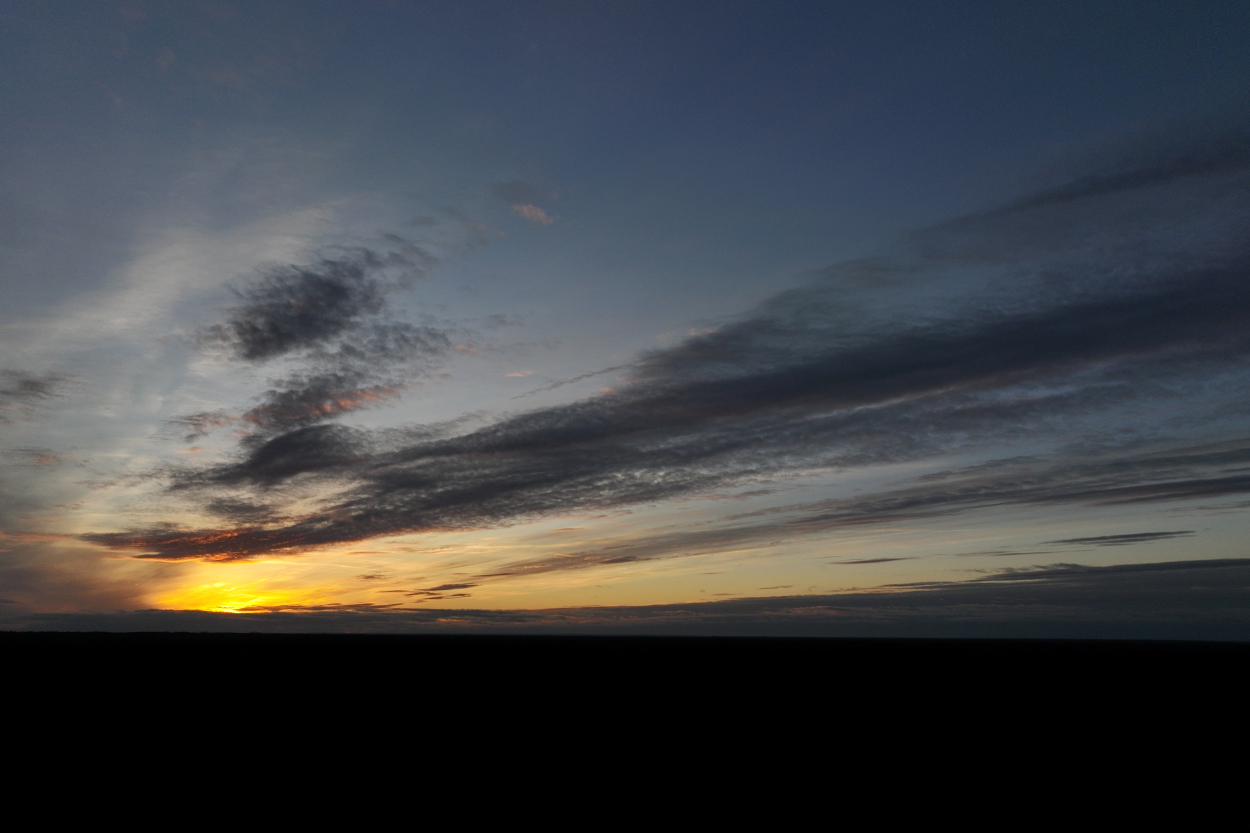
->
7, 634, 1244, 753
6, 632, 1244, 694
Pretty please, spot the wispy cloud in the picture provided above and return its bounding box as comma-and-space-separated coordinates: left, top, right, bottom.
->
463, 443, 1243, 578
490, 179, 557, 225
0, 371, 67, 425
1044, 531, 1196, 547
511, 204, 554, 225
833, 557, 913, 564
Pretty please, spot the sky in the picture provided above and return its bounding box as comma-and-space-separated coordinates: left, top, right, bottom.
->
3, 0, 1250, 636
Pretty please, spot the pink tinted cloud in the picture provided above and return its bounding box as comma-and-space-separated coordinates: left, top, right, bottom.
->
512, 204, 554, 225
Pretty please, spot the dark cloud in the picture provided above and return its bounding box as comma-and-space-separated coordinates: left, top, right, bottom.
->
187, 424, 368, 488
394, 582, 480, 600
973, 558, 1248, 581
183, 250, 454, 439
203, 498, 282, 524
84, 436, 1250, 567
834, 558, 913, 564
956, 550, 1053, 557
0, 370, 67, 424
90, 125, 1250, 562
206, 254, 388, 362
240, 374, 402, 432
239, 322, 453, 431
1046, 531, 1196, 547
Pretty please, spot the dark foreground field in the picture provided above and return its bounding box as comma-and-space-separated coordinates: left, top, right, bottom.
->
6, 632, 1244, 695
7, 634, 1245, 751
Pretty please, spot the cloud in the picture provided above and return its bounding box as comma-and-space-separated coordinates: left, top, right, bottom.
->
9, 449, 66, 467
87, 123, 1250, 563
834, 558, 913, 564
9, 558, 1250, 640
171, 411, 235, 442
0, 370, 67, 424
241, 378, 402, 431
511, 204, 554, 225
205, 254, 388, 362
512, 363, 632, 397
186, 249, 454, 438
461, 444, 1246, 578
400, 582, 479, 602
1045, 531, 1196, 547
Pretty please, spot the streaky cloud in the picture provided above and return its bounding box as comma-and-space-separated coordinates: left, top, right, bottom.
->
469, 442, 1250, 579
9, 559, 1250, 640
1045, 531, 1196, 547
87, 125, 1250, 562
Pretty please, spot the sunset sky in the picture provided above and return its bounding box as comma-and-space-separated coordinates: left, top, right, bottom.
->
4, 1, 1250, 635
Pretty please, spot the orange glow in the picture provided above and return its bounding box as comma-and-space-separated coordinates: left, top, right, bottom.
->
154, 579, 330, 613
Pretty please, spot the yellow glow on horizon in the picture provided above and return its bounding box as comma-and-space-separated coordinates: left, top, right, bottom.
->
154, 579, 330, 613
137, 501, 970, 614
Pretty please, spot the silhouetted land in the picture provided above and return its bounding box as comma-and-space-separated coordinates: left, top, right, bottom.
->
6, 633, 1244, 693
9, 634, 1245, 752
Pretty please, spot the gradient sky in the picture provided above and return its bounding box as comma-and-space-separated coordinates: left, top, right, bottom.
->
4, 1, 1250, 633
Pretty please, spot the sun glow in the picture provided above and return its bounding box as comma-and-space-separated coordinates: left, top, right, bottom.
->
154, 580, 329, 613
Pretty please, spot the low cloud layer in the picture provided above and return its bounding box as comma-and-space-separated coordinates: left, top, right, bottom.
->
474, 442, 1240, 579
88, 125, 1250, 563
9, 559, 1250, 641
